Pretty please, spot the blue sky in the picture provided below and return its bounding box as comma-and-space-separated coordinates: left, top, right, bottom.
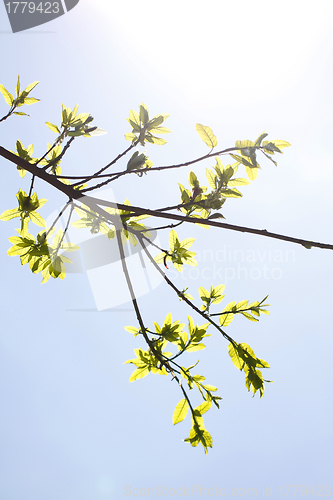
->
0, 1, 332, 498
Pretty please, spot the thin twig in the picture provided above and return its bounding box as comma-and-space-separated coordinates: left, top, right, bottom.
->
1, 145, 332, 251
54, 203, 75, 254
115, 228, 175, 375
79, 146, 263, 193
45, 200, 72, 239
40, 136, 75, 170
71, 141, 137, 188
137, 234, 236, 345
28, 174, 35, 198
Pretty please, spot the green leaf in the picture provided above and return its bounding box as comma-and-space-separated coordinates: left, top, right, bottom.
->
129, 366, 150, 382
46, 122, 61, 134
221, 188, 242, 198
230, 153, 257, 169
71, 104, 79, 118
235, 139, 255, 151
241, 311, 259, 322
195, 399, 212, 415
262, 139, 290, 153
16, 76, 20, 97
147, 126, 170, 134
206, 168, 217, 189
23, 81, 39, 94
145, 135, 167, 145
186, 343, 206, 352
124, 326, 139, 335
227, 178, 250, 187
199, 286, 210, 300
181, 237, 196, 250
207, 213, 225, 220
219, 308, 235, 327
172, 399, 189, 425
244, 165, 258, 181
124, 132, 137, 142
184, 423, 213, 453
127, 151, 148, 171
0, 84, 13, 106
254, 132, 268, 147
196, 124, 217, 148
146, 115, 164, 129
228, 342, 271, 398
219, 301, 236, 326
0, 208, 21, 221
169, 230, 178, 251
23, 97, 40, 105
271, 140, 290, 150
212, 284, 225, 295
128, 109, 141, 129
139, 103, 149, 126
67, 130, 85, 137
204, 384, 217, 392
70, 112, 90, 127
28, 211, 46, 227
189, 171, 199, 188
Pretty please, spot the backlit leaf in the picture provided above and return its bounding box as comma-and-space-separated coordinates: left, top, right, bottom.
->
172, 399, 189, 425
0, 84, 13, 106
196, 124, 217, 148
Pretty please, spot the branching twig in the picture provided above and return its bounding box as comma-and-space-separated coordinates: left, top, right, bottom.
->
136, 233, 236, 346
40, 136, 75, 170
45, 200, 72, 239
28, 174, 35, 199
71, 141, 137, 188
116, 228, 176, 376
80, 146, 253, 189
55, 203, 75, 254
1, 145, 332, 251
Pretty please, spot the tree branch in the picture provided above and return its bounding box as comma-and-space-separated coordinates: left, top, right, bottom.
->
1, 145, 332, 251
137, 233, 236, 346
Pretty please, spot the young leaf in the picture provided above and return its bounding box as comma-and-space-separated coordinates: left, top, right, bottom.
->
195, 399, 212, 415
172, 399, 189, 425
196, 124, 217, 148
46, 122, 61, 134
16, 76, 20, 97
0, 84, 13, 106
23, 81, 39, 94
124, 326, 139, 335
129, 366, 150, 382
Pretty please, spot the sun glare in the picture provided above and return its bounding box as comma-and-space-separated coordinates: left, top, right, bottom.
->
95, 0, 333, 104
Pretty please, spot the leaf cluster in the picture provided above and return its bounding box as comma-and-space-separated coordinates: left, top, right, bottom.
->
46, 103, 101, 139
155, 229, 197, 271
72, 204, 115, 238
6, 228, 79, 283
125, 103, 170, 146
230, 133, 290, 180
0, 75, 39, 119
126, 150, 153, 173
0, 189, 46, 236
218, 296, 270, 327
125, 313, 219, 452
199, 284, 225, 313
228, 342, 271, 398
